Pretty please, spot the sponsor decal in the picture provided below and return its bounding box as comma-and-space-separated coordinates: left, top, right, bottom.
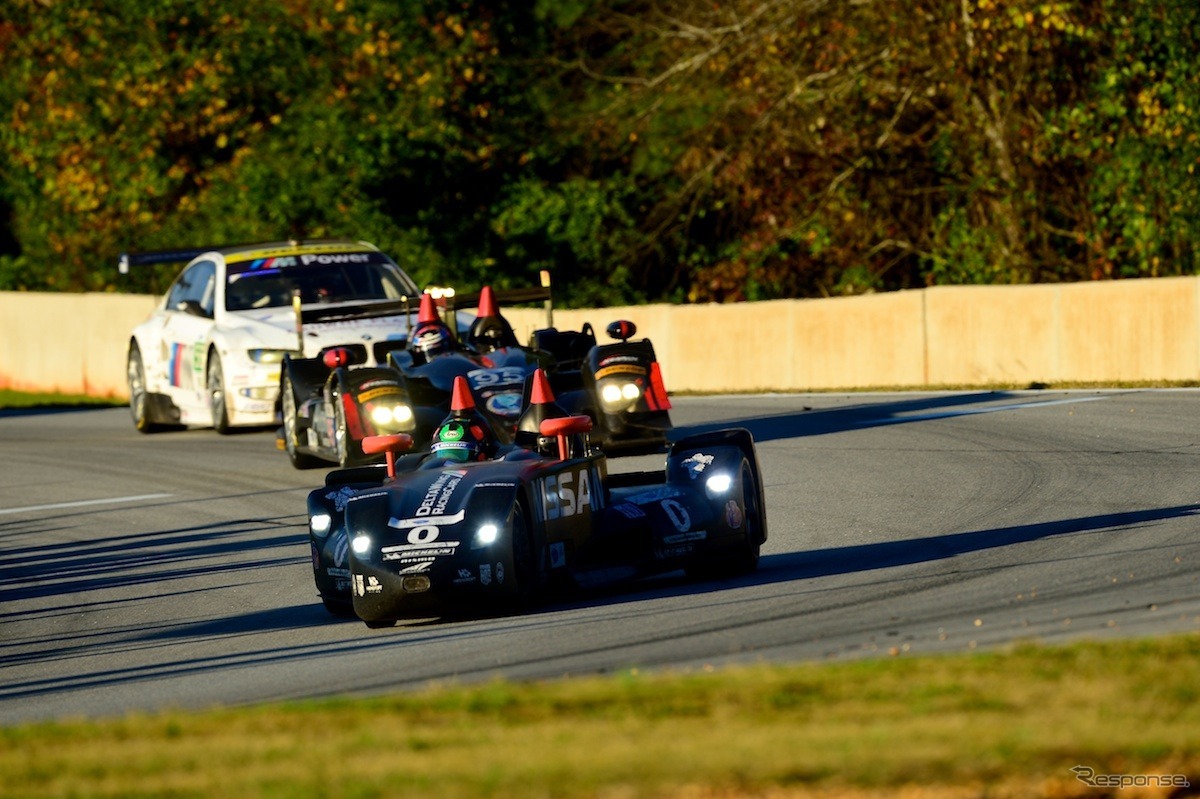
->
335, 578, 350, 592
661, 499, 691, 532
480, 563, 492, 586
332, 532, 349, 568
624, 485, 684, 504
541, 469, 593, 521
359, 378, 402, 391
325, 486, 358, 511
598, 355, 643, 367
357, 387, 405, 404
310, 544, 320, 572
366, 575, 382, 593
398, 561, 432, 574
300, 252, 371, 266
725, 499, 744, 529
496, 562, 504, 584
382, 545, 459, 560
474, 482, 517, 489
415, 472, 465, 518
549, 542, 567, 569
594, 364, 646, 380
612, 502, 646, 520
683, 453, 715, 479
655, 545, 694, 559
353, 574, 365, 596
326, 567, 351, 579
350, 491, 387, 503
485, 392, 523, 419
663, 530, 707, 544
454, 568, 475, 585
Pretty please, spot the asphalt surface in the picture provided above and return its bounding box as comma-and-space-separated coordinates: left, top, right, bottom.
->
3, 390, 1200, 725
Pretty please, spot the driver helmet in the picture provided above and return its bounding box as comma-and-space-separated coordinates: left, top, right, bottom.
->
410, 321, 454, 360
430, 418, 496, 462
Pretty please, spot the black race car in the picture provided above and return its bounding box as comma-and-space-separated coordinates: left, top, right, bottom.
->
306, 371, 765, 627
280, 284, 673, 469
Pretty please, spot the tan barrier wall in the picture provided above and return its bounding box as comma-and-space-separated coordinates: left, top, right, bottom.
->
2, 277, 1198, 399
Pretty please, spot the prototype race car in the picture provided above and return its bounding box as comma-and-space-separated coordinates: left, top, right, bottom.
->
279, 287, 552, 469
122, 239, 434, 434
280, 283, 674, 469
306, 371, 765, 627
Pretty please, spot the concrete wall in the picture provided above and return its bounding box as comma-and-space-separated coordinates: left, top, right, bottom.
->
3, 277, 1198, 398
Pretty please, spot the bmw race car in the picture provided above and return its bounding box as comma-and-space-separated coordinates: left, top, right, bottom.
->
280, 283, 674, 469
306, 371, 765, 627
122, 239, 429, 434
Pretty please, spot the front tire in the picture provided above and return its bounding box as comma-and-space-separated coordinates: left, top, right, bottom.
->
127, 344, 165, 434
207, 352, 232, 434
333, 387, 361, 468
282, 373, 323, 469
686, 459, 762, 579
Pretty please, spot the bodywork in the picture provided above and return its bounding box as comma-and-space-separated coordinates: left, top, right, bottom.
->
307, 428, 766, 625
124, 239, 423, 432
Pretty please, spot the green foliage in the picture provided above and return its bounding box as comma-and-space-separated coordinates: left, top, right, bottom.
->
1, 0, 1198, 303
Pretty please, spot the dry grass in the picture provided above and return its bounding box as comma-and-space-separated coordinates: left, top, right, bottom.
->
3, 636, 1199, 798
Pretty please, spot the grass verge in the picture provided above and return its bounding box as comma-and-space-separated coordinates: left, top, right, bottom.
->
3, 635, 1198, 799
0, 389, 122, 410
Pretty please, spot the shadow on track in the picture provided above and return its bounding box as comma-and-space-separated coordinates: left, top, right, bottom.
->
670, 390, 1101, 443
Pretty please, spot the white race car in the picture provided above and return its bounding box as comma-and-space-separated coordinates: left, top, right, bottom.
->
123, 239, 428, 434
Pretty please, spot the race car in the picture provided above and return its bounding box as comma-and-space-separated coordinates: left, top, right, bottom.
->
306, 371, 765, 627
278, 287, 552, 469
280, 283, 674, 469
121, 239, 428, 434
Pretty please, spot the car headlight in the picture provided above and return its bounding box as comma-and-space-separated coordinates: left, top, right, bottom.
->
475, 523, 499, 546
370, 403, 415, 428
351, 535, 372, 555
599, 381, 642, 412
310, 513, 332, 537
705, 473, 733, 496
248, 348, 288, 364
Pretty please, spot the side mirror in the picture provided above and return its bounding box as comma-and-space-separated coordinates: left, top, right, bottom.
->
362, 433, 415, 477
322, 348, 354, 368
605, 320, 637, 342
176, 299, 210, 318
539, 415, 593, 461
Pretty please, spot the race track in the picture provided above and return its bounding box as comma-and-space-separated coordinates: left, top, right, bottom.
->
3, 390, 1200, 725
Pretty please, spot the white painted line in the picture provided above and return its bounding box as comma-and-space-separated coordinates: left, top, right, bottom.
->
860, 396, 1109, 426
0, 493, 174, 516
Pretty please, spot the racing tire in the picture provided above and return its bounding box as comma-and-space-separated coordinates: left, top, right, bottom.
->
685, 459, 762, 580
321, 596, 356, 618
281, 373, 324, 469
508, 501, 537, 609
207, 351, 232, 435
363, 618, 396, 629
127, 345, 166, 434
333, 387, 362, 469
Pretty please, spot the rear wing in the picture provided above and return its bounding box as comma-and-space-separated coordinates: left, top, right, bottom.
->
118, 248, 213, 274
438, 271, 554, 333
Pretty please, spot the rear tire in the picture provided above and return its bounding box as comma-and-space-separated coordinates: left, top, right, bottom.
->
207, 352, 232, 434
282, 373, 323, 469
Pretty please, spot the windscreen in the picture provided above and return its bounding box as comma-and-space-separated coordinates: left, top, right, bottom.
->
224, 251, 420, 311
